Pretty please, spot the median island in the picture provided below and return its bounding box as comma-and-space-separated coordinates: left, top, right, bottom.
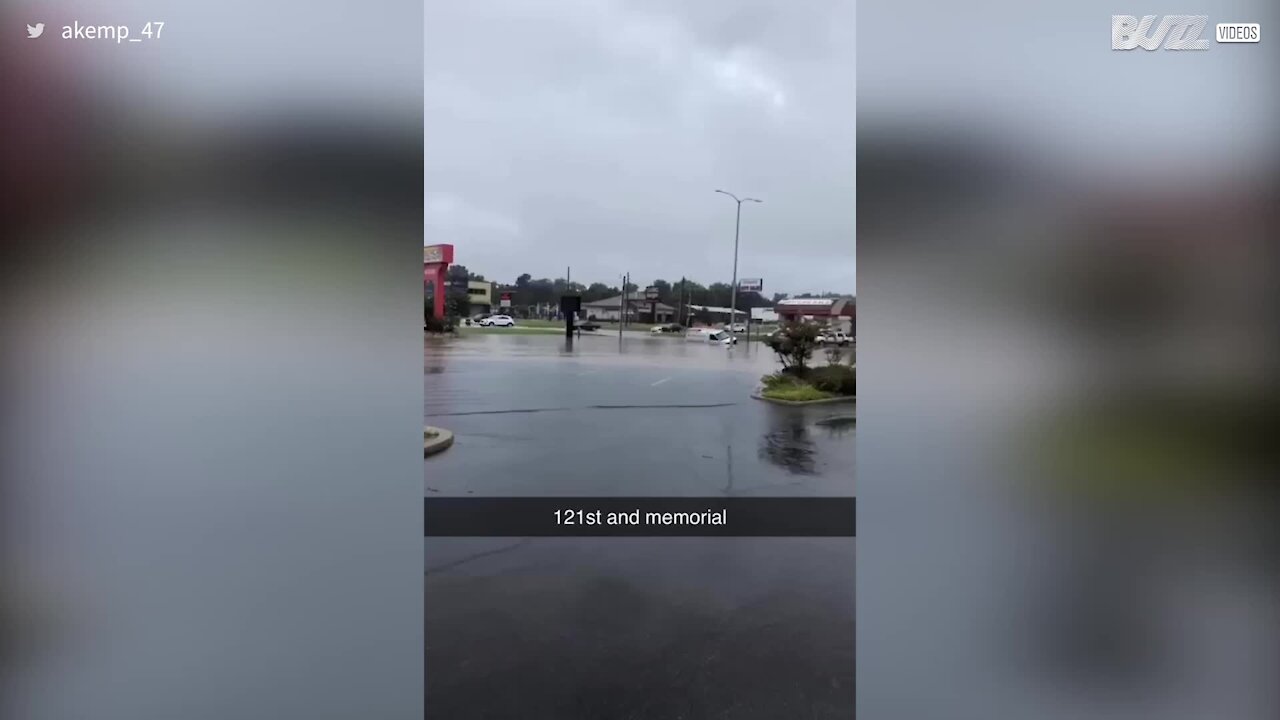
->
757, 321, 855, 404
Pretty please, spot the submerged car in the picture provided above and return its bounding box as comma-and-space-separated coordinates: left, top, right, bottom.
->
701, 327, 742, 345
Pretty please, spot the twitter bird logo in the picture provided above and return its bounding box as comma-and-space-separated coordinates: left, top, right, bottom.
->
27, 22, 45, 39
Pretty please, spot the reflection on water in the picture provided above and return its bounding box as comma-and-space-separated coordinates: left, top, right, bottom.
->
758, 413, 818, 475
426, 333, 776, 374
815, 415, 857, 439
725, 443, 734, 493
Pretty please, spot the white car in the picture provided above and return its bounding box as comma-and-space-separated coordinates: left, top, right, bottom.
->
816, 330, 850, 346
723, 323, 747, 333
478, 314, 515, 327
707, 330, 738, 345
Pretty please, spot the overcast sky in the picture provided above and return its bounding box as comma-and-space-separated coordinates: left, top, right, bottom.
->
425, 0, 855, 297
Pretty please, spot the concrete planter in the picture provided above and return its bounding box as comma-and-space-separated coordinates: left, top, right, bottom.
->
424, 426, 455, 457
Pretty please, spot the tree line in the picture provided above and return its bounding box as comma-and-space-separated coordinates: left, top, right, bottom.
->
433, 264, 847, 318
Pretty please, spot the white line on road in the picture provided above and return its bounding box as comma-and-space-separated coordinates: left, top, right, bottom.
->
651, 377, 671, 386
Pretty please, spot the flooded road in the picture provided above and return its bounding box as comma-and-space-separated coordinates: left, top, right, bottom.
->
425, 333, 855, 719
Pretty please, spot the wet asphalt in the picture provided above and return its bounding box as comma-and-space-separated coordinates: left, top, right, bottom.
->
425, 332, 855, 719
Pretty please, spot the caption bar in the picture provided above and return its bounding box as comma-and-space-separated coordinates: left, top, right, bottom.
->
424, 497, 855, 537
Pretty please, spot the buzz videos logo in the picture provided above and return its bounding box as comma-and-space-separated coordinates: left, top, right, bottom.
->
1113, 15, 1210, 49
1113, 15, 1261, 50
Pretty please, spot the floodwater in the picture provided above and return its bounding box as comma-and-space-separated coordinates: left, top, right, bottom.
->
425, 333, 855, 719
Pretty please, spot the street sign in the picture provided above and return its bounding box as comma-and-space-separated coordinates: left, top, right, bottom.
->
500, 292, 512, 308
738, 278, 763, 292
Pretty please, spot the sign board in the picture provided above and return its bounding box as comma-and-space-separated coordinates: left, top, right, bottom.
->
738, 278, 763, 292
780, 298, 836, 306
423, 244, 454, 265
500, 292, 512, 308
644, 286, 660, 300
559, 295, 581, 314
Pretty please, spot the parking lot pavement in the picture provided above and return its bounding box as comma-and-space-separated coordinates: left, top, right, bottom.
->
425, 333, 854, 497
425, 334, 855, 719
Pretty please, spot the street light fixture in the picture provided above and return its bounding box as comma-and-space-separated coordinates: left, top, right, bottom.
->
715, 189, 762, 340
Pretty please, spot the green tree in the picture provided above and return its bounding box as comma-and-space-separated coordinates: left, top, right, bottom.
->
584, 282, 614, 303
707, 282, 733, 308
765, 321, 821, 373
529, 278, 555, 308
650, 279, 672, 304
446, 265, 470, 285
444, 265, 472, 319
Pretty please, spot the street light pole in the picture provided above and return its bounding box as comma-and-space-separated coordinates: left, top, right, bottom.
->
715, 189, 762, 341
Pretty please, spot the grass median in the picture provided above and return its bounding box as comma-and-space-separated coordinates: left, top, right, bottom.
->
761, 384, 835, 402
759, 363, 855, 402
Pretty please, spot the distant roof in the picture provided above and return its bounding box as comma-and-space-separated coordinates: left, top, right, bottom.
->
778, 298, 837, 306
777, 296, 855, 316
686, 304, 748, 316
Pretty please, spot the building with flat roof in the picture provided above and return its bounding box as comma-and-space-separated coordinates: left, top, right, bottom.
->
465, 280, 493, 314
776, 297, 855, 333
751, 307, 780, 324
582, 294, 675, 323
686, 305, 749, 325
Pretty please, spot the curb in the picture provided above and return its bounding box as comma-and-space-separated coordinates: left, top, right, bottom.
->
751, 392, 857, 407
424, 426, 455, 457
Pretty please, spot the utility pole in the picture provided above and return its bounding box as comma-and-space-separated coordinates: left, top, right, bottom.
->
620, 273, 629, 331
715, 190, 762, 341
679, 276, 686, 327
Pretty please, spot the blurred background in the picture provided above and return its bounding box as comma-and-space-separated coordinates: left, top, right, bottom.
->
6, 0, 1278, 718
2, 1, 423, 718
858, 0, 1278, 719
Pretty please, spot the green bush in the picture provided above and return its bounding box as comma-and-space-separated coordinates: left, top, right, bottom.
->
808, 365, 856, 396
761, 372, 799, 390
424, 316, 452, 334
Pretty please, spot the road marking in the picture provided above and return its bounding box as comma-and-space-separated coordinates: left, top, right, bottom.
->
651, 377, 671, 386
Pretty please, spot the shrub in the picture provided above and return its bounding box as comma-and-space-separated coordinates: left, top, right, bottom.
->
424, 316, 456, 334
761, 372, 799, 390
808, 365, 856, 396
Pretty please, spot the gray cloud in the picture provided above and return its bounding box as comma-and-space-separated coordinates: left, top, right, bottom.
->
426, 0, 855, 296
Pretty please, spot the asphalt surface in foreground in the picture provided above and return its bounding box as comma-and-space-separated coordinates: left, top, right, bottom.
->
425, 333, 854, 719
